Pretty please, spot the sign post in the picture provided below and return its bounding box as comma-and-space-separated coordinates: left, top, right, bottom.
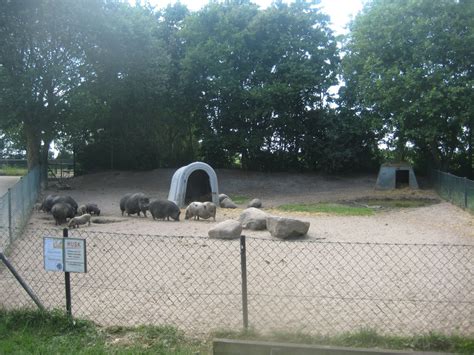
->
43, 229, 87, 317
64, 228, 72, 317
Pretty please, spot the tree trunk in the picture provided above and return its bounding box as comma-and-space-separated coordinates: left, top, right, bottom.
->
24, 122, 41, 170
467, 118, 473, 179
40, 137, 52, 187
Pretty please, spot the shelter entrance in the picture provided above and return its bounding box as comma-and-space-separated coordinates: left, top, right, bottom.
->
168, 162, 220, 207
395, 170, 410, 188
185, 170, 212, 204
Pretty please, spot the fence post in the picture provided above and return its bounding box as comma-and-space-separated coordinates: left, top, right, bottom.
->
63, 228, 72, 317
0, 252, 45, 311
240, 235, 249, 330
7, 188, 12, 245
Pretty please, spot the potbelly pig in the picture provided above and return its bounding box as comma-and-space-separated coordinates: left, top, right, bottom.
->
51, 202, 75, 225
149, 199, 180, 221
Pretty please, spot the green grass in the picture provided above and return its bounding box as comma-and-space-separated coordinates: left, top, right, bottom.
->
231, 195, 250, 204
277, 203, 374, 216
3, 309, 472, 354
213, 328, 474, 354
0, 309, 205, 354
0, 165, 27, 176
358, 198, 439, 209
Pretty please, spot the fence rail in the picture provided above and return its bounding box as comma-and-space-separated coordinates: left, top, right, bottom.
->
0, 227, 472, 337
432, 169, 474, 212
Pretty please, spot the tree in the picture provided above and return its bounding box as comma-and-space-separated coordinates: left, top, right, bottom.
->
342, 0, 474, 175
72, 2, 174, 170
181, 0, 339, 170
0, 0, 104, 170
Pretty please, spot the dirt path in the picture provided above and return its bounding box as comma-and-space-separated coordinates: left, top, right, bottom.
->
0, 176, 21, 197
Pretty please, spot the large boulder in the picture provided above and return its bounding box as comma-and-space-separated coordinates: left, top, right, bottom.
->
239, 207, 268, 230
266, 216, 310, 239
208, 220, 242, 239
219, 193, 229, 203
220, 197, 237, 209
247, 198, 262, 208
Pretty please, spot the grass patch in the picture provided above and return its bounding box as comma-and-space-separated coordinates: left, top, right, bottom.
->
277, 203, 374, 216
231, 195, 250, 204
4, 309, 472, 354
356, 198, 439, 209
213, 328, 474, 353
0, 165, 27, 176
0, 308, 206, 354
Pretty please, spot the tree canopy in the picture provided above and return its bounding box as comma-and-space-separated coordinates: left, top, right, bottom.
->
342, 0, 473, 175
0, 0, 472, 176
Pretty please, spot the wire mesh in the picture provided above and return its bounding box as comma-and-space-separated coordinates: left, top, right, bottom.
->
0, 227, 472, 337
432, 169, 474, 212
0, 166, 41, 251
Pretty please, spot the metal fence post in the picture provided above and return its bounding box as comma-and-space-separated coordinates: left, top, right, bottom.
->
240, 235, 249, 330
7, 188, 12, 245
0, 252, 45, 311
63, 228, 72, 317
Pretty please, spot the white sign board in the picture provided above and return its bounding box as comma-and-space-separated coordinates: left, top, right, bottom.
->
64, 239, 87, 273
43, 237, 87, 273
43, 237, 64, 272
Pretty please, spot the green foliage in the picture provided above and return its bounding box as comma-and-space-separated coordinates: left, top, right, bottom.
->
181, 1, 346, 171
342, 0, 474, 175
0, 308, 104, 354
1, 0, 471, 174
277, 203, 374, 216
356, 198, 439, 209
0, 0, 106, 168
0, 165, 27, 176
230, 195, 250, 204
0, 308, 205, 354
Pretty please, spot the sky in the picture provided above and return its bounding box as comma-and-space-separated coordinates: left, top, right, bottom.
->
135, 0, 365, 35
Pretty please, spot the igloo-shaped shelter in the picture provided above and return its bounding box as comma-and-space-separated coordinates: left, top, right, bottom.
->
375, 162, 419, 190
168, 162, 219, 208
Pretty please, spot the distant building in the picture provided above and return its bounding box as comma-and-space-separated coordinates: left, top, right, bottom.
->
375, 162, 419, 190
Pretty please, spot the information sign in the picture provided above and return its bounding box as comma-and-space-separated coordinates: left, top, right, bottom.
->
43, 237, 64, 272
43, 237, 87, 273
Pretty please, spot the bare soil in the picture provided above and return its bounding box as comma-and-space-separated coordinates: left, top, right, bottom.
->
3, 169, 472, 336
30, 169, 473, 244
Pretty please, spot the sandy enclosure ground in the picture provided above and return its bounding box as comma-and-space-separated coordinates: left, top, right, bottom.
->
1, 169, 473, 336
29, 169, 473, 244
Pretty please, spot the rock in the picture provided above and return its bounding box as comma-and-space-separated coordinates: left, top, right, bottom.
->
266, 216, 310, 239
239, 207, 268, 230
208, 220, 242, 239
247, 198, 262, 208
220, 197, 237, 209
219, 193, 229, 203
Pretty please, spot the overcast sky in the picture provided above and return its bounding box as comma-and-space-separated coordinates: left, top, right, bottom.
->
134, 0, 365, 35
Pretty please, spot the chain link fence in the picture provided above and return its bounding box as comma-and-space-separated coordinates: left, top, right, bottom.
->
0, 166, 42, 250
432, 169, 474, 213
0, 227, 472, 336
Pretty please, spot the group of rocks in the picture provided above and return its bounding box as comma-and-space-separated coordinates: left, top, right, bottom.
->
39, 194, 99, 228
209, 196, 310, 240
217, 194, 262, 209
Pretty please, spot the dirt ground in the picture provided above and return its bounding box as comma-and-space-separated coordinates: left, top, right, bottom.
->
3, 169, 472, 336
30, 169, 473, 244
